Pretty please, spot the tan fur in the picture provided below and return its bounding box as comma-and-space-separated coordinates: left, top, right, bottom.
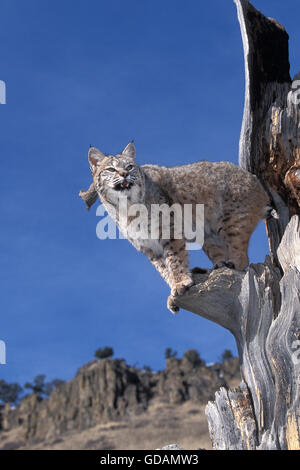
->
89, 143, 270, 313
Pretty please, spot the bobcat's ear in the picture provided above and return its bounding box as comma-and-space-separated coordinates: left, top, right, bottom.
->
88, 147, 106, 172
122, 141, 136, 159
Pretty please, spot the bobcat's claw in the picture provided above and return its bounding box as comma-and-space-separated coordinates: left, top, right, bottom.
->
168, 278, 195, 313
174, 278, 195, 296
167, 295, 180, 314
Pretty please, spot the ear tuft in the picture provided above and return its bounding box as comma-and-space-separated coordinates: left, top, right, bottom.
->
122, 141, 136, 159
88, 147, 106, 172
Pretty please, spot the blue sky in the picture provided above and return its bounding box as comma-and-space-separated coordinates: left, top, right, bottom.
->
0, 0, 299, 387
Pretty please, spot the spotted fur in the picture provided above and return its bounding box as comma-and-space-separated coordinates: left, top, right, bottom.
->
89, 142, 270, 313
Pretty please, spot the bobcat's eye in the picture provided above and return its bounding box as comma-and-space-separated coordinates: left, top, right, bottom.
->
126, 164, 134, 171
106, 167, 116, 172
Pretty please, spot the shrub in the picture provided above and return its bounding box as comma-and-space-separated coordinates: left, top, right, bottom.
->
0, 380, 22, 405
222, 349, 234, 362
165, 347, 177, 359
24, 375, 65, 397
183, 349, 204, 366
94, 346, 114, 360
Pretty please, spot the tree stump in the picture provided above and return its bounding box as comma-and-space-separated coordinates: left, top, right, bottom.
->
177, 0, 300, 450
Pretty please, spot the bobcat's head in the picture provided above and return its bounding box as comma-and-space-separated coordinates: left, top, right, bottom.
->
88, 142, 144, 201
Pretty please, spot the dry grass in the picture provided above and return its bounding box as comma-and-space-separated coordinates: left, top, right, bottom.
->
0, 374, 240, 450
0, 401, 212, 450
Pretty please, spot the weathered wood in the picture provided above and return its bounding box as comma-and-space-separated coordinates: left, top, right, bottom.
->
175, 216, 300, 450
176, 0, 300, 450
176, 268, 244, 335
205, 382, 257, 450
192, 1, 300, 449
236, 0, 291, 175
235, 0, 300, 264
277, 215, 300, 273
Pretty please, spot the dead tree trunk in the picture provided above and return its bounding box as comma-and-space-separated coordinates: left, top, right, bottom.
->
178, 0, 300, 450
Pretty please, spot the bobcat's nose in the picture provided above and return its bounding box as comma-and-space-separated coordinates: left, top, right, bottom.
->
119, 170, 129, 178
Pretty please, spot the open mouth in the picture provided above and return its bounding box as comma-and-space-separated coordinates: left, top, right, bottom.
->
114, 181, 133, 191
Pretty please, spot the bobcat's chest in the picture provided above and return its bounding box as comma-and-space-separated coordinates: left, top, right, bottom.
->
102, 188, 166, 258
131, 237, 164, 258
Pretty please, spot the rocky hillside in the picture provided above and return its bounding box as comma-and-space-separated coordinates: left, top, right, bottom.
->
0, 356, 240, 449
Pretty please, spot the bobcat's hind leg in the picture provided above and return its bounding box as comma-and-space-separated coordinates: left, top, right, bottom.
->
220, 224, 252, 270
225, 236, 250, 270
203, 234, 229, 270
204, 228, 251, 271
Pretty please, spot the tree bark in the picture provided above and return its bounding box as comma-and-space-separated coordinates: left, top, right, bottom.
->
178, 217, 299, 449
234, 0, 299, 266
176, 0, 300, 450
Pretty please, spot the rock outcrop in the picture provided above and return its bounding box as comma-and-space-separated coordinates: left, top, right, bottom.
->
0, 357, 240, 444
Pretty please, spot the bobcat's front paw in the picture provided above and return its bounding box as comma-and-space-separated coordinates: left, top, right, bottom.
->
167, 295, 180, 314
168, 277, 194, 314
173, 278, 195, 296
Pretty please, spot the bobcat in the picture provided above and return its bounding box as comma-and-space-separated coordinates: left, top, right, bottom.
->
88, 141, 270, 313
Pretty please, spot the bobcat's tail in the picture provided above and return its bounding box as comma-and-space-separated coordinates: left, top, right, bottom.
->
261, 185, 285, 221
264, 205, 279, 220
